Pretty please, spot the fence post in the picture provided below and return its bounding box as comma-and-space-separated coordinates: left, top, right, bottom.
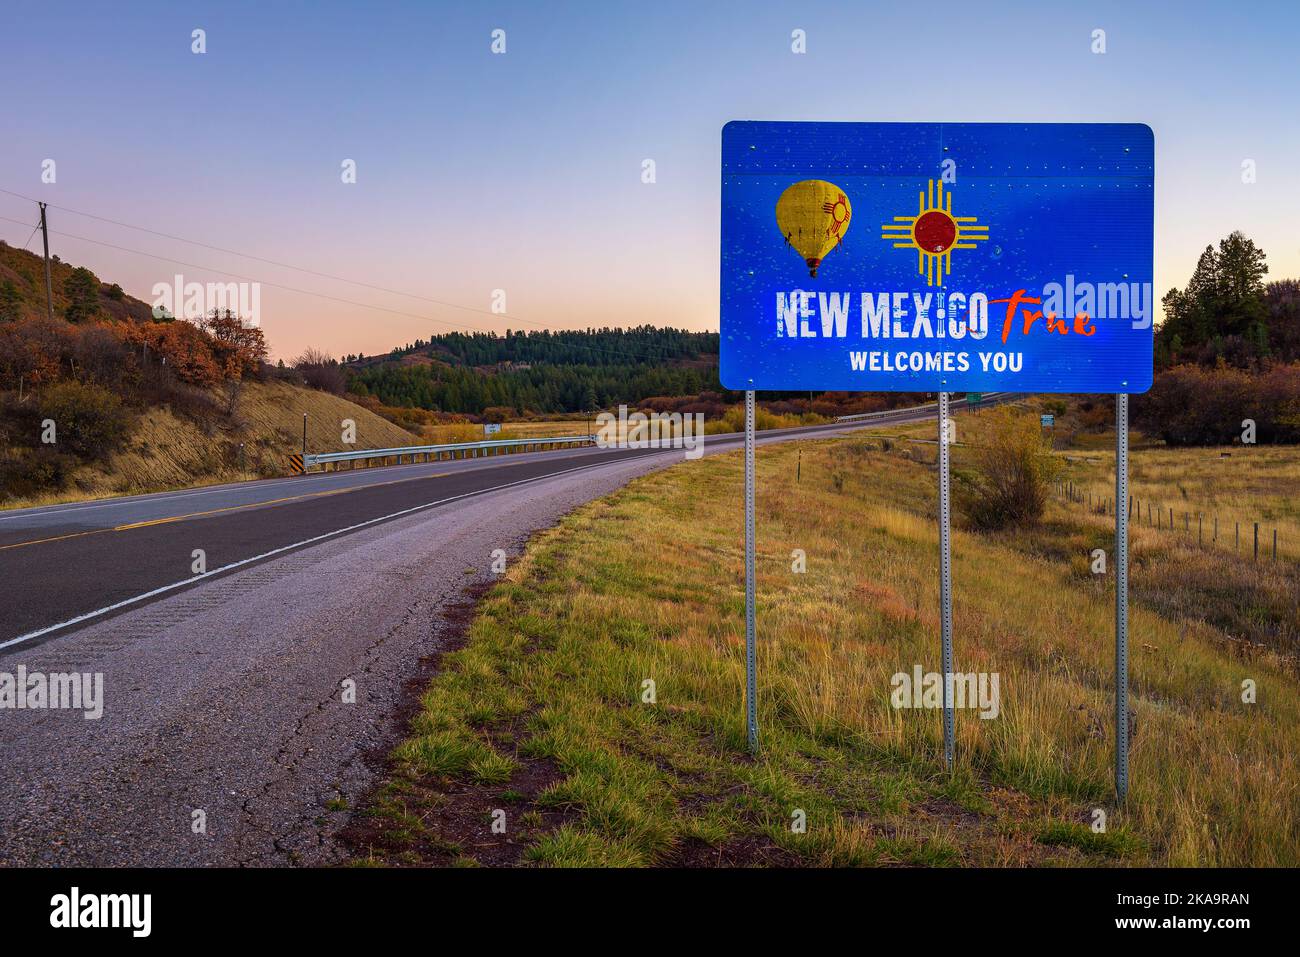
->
1254, 523, 1259, 561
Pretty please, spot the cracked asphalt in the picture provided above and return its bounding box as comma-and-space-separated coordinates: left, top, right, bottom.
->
0, 446, 705, 866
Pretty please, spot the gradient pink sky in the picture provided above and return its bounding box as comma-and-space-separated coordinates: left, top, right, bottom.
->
2, 1, 1297, 361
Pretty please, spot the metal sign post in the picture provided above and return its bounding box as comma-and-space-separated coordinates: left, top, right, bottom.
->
1115, 394, 1130, 800
938, 393, 955, 770
744, 388, 759, 753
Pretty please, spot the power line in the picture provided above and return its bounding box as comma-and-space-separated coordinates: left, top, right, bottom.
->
0, 186, 713, 349
0, 211, 715, 367
0, 185, 510, 320
0, 212, 512, 331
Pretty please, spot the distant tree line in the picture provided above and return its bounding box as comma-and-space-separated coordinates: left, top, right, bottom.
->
357, 325, 718, 369
346, 326, 724, 414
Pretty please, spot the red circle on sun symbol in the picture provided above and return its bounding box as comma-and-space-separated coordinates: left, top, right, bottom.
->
914, 210, 957, 253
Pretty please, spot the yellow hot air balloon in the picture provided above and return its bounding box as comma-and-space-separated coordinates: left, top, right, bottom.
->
776, 180, 851, 277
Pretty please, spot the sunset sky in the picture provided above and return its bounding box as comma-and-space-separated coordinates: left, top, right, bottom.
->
2, 0, 1297, 361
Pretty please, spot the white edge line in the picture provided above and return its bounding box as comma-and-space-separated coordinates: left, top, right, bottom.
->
0, 454, 666, 653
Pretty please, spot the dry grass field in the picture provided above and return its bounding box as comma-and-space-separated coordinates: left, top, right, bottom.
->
414, 419, 594, 445
874, 400, 1300, 561
350, 411, 1299, 867
1060, 444, 1300, 563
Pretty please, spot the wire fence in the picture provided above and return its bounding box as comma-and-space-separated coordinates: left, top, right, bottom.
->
1055, 480, 1289, 563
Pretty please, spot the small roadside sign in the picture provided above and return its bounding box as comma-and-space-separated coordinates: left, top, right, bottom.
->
1041, 414, 1055, 428
967, 392, 982, 407
484, 423, 502, 436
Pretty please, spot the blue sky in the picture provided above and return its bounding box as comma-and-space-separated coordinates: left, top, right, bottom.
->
1, 0, 1296, 359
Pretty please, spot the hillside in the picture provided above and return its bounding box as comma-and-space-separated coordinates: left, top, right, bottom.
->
0, 243, 417, 507
345, 326, 726, 416
8, 380, 416, 508
0, 239, 155, 323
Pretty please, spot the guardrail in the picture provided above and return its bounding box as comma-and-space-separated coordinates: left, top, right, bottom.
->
302, 435, 597, 471
298, 393, 1016, 472
835, 392, 1010, 423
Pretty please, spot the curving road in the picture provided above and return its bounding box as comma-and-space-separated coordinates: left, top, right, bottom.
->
0, 397, 1008, 865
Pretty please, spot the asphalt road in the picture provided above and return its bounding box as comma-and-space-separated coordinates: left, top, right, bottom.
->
0, 397, 1008, 866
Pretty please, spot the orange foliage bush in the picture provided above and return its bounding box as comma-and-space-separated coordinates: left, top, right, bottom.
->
0, 317, 74, 388
119, 321, 223, 387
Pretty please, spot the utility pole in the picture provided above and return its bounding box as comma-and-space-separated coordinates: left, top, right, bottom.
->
38, 202, 54, 321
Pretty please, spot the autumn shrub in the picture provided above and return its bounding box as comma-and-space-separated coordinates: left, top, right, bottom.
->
38, 380, 131, 459
704, 404, 816, 433
72, 323, 132, 388
0, 447, 77, 498
957, 407, 1063, 530
196, 310, 268, 381
1134, 363, 1300, 445
0, 316, 75, 389
121, 321, 222, 387
135, 360, 222, 421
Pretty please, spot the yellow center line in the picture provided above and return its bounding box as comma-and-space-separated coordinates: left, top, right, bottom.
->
0, 473, 451, 551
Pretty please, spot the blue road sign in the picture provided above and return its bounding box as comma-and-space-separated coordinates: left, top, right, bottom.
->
1041, 414, 1055, 427
719, 122, 1154, 394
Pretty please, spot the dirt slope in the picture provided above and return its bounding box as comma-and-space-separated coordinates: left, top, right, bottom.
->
8, 381, 418, 508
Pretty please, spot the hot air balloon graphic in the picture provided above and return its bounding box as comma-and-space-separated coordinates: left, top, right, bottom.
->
776, 180, 851, 277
